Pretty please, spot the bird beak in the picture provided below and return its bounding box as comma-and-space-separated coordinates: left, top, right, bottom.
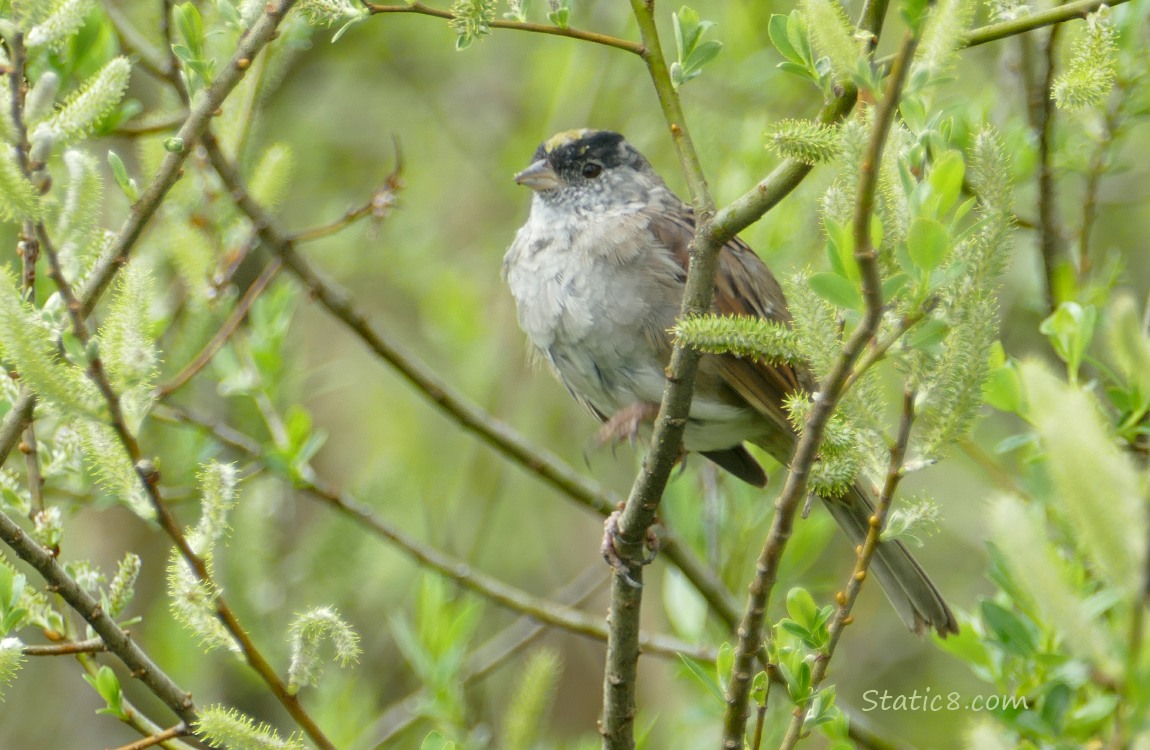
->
514, 160, 561, 191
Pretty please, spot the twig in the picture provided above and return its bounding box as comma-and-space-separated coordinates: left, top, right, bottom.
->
78, 0, 300, 318
721, 27, 920, 749
843, 304, 935, 393
38, 226, 337, 750
963, 0, 1131, 48
150, 404, 711, 663
363, 1, 645, 55
1036, 24, 1064, 314
1078, 90, 1124, 277
22, 637, 107, 656
597, 3, 724, 745
777, 390, 917, 749
107, 724, 188, 750
113, 114, 188, 137
155, 257, 283, 398
0, 509, 198, 724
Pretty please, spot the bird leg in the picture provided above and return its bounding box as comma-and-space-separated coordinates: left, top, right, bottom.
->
601, 508, 661, 588
595, 401, 661, 448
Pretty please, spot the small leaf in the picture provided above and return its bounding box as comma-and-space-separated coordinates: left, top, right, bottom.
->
678, 653, 724, 703
769, 14, 799, 61
107, 150, 138, 203
979, 600, 1037, 657
906, 216, 949, 271
174, 3, 205, 59
927, 150, 965, 217
808, 272, 861, 310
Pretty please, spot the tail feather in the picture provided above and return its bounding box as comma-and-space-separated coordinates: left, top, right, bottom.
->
822, 484, 959, 637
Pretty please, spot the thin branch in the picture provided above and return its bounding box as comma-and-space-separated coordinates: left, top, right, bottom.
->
363, 1, 645, 55
1033, 23, 1065, 314
722, 27, 920, 749
1078, 89, 1124, 277
21, 637, 107, 656
113, 114, 188, 137
155, 257, 283, 398
108, 724, 189, 750
963, 0, 1132, 48
843, 303, 935, 394
150, 403, 712, 663
597, 3, 724, 745
38, 227, 337, 750
777, 390, 917, 749
79, 0, 300, 318
0, 509, 198, 724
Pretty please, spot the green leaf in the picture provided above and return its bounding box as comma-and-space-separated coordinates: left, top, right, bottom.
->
769, 14, 799, 61
678, 653, 724, 703
905, 318, 949, 351
173, 3, 204, 59
107, 150, 138, 203
927, 149, 965, 217
906, 217, 949, 271
982, 359, 1023, 414
785, 587, 819, 627
83, 665, 126, 718
1038, 302, 1096, 383
979, 600, 1037, 657
808, 272, 861, 310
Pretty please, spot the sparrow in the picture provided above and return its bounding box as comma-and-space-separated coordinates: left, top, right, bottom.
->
502, 129, 957, 636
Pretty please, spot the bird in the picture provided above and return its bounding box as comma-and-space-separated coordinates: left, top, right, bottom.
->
502, 128, 958, 636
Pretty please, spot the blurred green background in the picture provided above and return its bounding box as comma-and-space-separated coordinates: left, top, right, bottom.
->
2, 0, 1148, 747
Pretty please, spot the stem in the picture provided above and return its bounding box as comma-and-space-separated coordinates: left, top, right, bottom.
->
777, 390, 916, 749
21, 638, 107, 656
364, 1, 646, 55
0, 509, 198, 724
721, 28, 921, 749
598, 2, 723, 746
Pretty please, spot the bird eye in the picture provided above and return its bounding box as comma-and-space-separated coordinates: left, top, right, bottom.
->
581, 162, 603, 178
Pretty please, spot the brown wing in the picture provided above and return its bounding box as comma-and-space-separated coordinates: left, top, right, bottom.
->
647, 208, 809, 465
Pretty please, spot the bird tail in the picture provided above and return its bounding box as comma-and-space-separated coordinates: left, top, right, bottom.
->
822, 483, 959, 637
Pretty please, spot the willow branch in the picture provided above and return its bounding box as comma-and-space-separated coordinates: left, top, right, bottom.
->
721, 28, 921, 748
0, 509, 198, 724
963, 0, 1131, 48
79, 0, 299, 316
363, 1, 645, 55
21, 638, 108, 656
777, 390, 916, 749
150, 404, 711, 663
597, 3, 725, 746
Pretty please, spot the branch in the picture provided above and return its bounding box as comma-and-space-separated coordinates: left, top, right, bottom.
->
721, 27, 921, 748
38, 230, 337, 750
155, 257, 283, 398
108, 725, 189, 750
78, 0, 299, 317
363, 1, 645, 55
963, 0, 1132, 48
598, 3, 725, 745
0, 509, 198, 724
150, 404, 712, 663
21, 638, 107, 656
778, 390, 917, 749
362, 567, 605, 747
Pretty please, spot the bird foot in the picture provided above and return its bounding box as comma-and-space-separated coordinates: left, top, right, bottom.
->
595, 402, 661, 448
601, 509, 661, 588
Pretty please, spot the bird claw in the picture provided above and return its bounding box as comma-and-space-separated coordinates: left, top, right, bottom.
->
601, 509, 661, 588
594, 402, 661, 449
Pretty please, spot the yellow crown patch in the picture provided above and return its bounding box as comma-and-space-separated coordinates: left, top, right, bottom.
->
544, 129, 598, 153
